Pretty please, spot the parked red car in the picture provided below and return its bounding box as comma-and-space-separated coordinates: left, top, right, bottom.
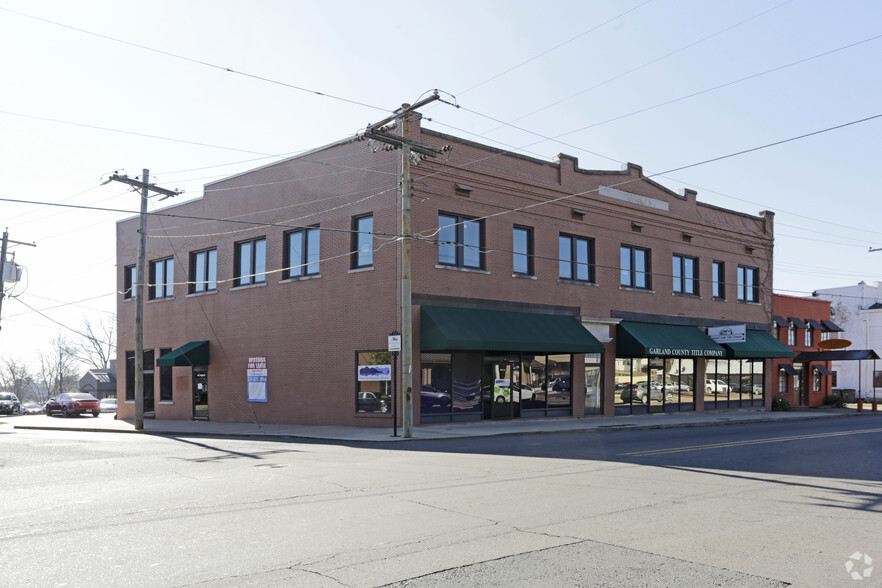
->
45, 393, 101, 417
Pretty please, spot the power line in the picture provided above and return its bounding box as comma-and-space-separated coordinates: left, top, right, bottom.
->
0, 6, 391, 114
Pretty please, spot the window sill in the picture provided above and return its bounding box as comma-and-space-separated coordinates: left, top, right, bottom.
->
672, 292, 701, 299
512, 273, 537, 280
737, 299, 761, 305
186, 289, 217, 298
619, 286, 654, 293
146, 296, 175, 303
713, 297, 727, 302
558, 278, 597, 286
280, 273, 322, 284
231, 281, 267, 291
348, 266, 374, 274
435, 264, 490, 275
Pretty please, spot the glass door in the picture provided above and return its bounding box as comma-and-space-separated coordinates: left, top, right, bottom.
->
193, 367, 208, 420
484, 355, 520, 420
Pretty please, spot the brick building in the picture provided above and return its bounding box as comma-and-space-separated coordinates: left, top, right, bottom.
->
770, 294, 840, 407
116, 110, 792, 426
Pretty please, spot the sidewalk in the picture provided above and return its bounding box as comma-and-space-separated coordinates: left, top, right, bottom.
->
6, 406, 876, 442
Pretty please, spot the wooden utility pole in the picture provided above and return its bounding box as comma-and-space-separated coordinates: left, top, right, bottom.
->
106, 170, 180, 430
0, 228, 36, 330
361, 93, 448, 438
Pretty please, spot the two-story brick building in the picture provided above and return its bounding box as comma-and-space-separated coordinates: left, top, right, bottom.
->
116, 110, 791, 426
770, 294, 840, 407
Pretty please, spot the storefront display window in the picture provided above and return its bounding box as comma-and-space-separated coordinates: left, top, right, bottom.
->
584, 354, 602, 415
355, 351, 392, 415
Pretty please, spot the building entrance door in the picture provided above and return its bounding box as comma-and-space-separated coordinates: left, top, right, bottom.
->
484, 356, 521, 420
193, 367, 208, 420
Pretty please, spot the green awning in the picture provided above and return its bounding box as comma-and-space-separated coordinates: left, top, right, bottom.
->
156, 340, 210, 367
722, 330, 794, 359
420, 306, 603, 353
616, 321, 725, 358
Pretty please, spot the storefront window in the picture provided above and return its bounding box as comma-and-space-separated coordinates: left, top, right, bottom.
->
584, 354, 602, 415
356, 351, 392, 415
546, 355, 572, 408
420, 353, 452, 416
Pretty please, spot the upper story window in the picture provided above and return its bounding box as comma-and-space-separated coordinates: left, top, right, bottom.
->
620, 245, 650, 289
123, 265, 136, 299
149, 257, 174, 300
351, 215, 373, 269
672, 254, 698, 295
712, 261, 725, 299
788, 323, 797, 346
438, 213, 483, 269
737, 265, 759, 303
284, 227, 320, 279
189, 248, 217, 294
234, 237, 266, 287
513, 226, 534, 276
805, 325, 813, 347
559, 234, 594, 282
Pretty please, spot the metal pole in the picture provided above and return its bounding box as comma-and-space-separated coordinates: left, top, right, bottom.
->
401, 112, 414, 438
134, 169, 149, 430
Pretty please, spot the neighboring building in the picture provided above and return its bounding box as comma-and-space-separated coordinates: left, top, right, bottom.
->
770, 295, 839, 407
813, 281, 882, 399
78, 360, 117, 399
116, 110, 791, 426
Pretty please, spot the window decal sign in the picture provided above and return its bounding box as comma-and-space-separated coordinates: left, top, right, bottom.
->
247, 356, 268, 402
358, 365, 391, 381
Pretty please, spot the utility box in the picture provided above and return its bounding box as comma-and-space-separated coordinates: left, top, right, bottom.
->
2, 262, 22, 283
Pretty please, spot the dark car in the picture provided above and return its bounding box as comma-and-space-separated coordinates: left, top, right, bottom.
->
45, 393, 101, 417
620, 381, 674, 404
356, 391, 389, 413
420, 385, 451, 410
0, 392, 21, 415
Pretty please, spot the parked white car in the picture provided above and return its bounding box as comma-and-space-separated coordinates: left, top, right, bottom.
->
705, 379, 730, 394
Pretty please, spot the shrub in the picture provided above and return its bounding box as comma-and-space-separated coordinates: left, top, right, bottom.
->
822, 394, 846, 408
772, 396, 792, 411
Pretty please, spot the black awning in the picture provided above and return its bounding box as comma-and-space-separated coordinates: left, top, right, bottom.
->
772, 315, 789, 327
805, 318, 825, 331
156, 341, 210, 367
788, 316, 807, 329
780, 364, 799, 376
722, 330, 794, 359
814, 365, 833, 375
821, 319, 844, 332
793, 349, 880, 362
420, 306, 603, 353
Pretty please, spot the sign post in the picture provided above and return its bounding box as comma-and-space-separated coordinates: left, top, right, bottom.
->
389, 332, 401, 438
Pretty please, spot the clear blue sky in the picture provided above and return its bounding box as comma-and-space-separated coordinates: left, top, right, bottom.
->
1, 0, 880, 367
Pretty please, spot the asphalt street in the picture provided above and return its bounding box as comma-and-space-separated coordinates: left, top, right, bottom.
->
2, 415, 880, 587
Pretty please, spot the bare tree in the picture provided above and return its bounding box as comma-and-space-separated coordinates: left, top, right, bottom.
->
38, 335, 81, 397
73, 315, 116, 370
0, 357, 33, 400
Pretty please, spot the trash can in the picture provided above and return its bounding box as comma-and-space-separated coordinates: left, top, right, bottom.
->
835, 389, 856, 403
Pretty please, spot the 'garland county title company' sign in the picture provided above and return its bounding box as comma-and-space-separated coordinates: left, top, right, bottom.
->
647, 347, 725, 358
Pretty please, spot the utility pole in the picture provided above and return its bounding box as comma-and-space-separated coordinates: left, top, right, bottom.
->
0, 228, 36, 330
106, 170, 180, 430
361, 92, 449, 438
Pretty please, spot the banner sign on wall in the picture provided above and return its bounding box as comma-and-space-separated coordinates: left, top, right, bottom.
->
707, 324, 746, 344
247, 356, 268, 402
